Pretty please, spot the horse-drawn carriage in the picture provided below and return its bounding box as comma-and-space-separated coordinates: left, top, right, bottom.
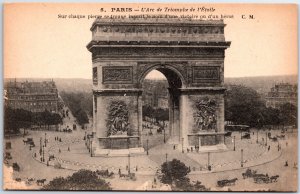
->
23, 138, 35, 146
217, 178, 238, 187
225, 131, 232, 137
157, 127, 163, 134
253, 174, 270, 184
277, 134, 285, 139
5, 152, 12, 160
96, 169, 114, 178
241, 133, 251, 139
269, 136, 278, 142
242, 169, 257, 179
119, 172, 136, 181
13, 163, 20, 172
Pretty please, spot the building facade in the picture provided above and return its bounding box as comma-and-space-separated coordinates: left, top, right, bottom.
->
266, 83, 297, 109
5, 80, 59, 113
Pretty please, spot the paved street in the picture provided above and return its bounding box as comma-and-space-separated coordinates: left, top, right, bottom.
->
3, 110, 298, 191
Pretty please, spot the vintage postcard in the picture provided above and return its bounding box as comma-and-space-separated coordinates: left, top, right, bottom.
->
3, 3, 298, 191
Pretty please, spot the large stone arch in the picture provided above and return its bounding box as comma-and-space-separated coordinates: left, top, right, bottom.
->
87, 17, 231, 156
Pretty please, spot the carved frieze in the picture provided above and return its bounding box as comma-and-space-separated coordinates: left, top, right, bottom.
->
93, 47, 224, 60
106, 101, 130, 136
102, 66, 133, 83
192, 66, 220, 83
193, 97, 218, 132
98, 25, 224, 34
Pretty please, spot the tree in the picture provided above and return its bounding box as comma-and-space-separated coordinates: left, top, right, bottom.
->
4, 107, 32, 134
43, 169, 112, 190
160, 159, 190, 185
155, 108, 169, 126
159, 159, 209, 191
278, 103, 297, 126
225, 85, 265, 127
60, 91, 91, 126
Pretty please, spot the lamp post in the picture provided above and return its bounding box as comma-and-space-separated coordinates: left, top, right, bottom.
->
42, 145, 45, 162
90, 139, 93, 157
256, 129, 258, 143
166, 153, 168, 163
241, 129, 243, 140
163, 126, 166, 144
39, 137, 42, 156
181, 137, 184, 153
44, 133, 47, 147
241, 149, 244, 167
233, 136, 236, 151
146, 139, 149, 155
128, 154, 131, 174
208, 152, 211, 171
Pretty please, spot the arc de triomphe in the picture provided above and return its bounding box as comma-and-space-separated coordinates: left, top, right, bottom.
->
87, 17, 231, 156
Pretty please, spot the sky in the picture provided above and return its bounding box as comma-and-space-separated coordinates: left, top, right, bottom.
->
3, 3, 298, 79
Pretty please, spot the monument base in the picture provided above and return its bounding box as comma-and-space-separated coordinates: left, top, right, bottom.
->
92, 135, 144, 157
197, 143, 228, 152
93, 147, 145, 157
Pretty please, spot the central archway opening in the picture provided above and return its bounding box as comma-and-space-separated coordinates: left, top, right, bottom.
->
141, 68, 183, 152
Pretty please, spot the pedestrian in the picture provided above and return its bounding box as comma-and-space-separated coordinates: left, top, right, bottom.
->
59, 148, 61, 153
136, 166, 138, 171
154, 177, 156, 184
285, 161, 288, 167
118, 168, 121, 175
173, 145, 176, 150
68, 147, 70, 151
286, 142, 288, 147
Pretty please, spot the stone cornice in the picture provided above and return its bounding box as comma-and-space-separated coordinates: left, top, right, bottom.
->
87, 41, 231, 51
91, 18, 226, 31
179, 87, 226, 94
93, 89, 143, 96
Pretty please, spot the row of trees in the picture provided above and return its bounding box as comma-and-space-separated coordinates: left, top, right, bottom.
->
141, 85, 297, 129
225, 85, 297, 128
43, 160, 206, 191
59, 91, 92, 126
4, 107, 62, 135
43, 169, 112, 190
142, 105, 169, 125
